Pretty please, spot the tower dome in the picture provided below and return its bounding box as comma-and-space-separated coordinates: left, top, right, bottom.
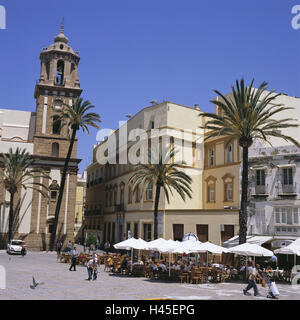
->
54, 19, 69, 44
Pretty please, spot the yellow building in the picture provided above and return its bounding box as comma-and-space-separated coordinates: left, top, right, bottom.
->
86, 101, 240, 247
74, 172, 87, 242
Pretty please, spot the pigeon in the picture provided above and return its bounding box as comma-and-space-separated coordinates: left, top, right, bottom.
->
30, 276, 45, 289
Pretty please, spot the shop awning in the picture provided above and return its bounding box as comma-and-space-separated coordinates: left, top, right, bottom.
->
222, 235, 273, 248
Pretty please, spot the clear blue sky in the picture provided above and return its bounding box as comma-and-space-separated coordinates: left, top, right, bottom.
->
0, 0, 299, 172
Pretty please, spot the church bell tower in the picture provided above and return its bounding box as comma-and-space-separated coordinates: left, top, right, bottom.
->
29, 22, 82, 249
33, 20, 82, 159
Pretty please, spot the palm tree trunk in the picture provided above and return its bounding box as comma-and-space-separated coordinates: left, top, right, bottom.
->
239, 146, 249, 245
50, 128, 77, 251
8, 192, 15, 242
153, 183, 161, 240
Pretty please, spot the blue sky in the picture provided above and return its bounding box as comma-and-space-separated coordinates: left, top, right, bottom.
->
0, 0, 299, 172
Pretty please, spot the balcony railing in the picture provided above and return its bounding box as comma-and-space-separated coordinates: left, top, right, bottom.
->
277, 182, 297, 196
252, 184, 268, 196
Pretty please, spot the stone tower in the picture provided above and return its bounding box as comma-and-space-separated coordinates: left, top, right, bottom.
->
28, 22, 82, 249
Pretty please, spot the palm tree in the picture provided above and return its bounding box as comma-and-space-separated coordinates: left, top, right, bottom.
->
201, 78, 300, 245
129, 148, 193, 240
0, 148, 50, 242
50, 97, 101, 250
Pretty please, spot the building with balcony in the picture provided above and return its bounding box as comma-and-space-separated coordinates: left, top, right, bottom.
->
248, 143, 300, 250
85, 101, 240, 247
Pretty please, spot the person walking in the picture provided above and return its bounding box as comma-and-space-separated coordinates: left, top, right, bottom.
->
56, 240, 62, 261
243, 261, 260, 297
87, 258, 97, 280
21, 242, 26, 257
269, 255, 278, 270
69, 246, 78, 271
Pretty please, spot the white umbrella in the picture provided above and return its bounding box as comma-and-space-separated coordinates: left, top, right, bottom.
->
192, 241, 230, 267
146, 238, 169, 251
274, 243, 300, 267
229, 243, 273, 257
229, 243, 273, 278
114, 238, 147, 272
157, 240, 181, 277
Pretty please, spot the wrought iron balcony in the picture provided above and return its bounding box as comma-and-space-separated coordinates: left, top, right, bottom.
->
277, 182, 297, 197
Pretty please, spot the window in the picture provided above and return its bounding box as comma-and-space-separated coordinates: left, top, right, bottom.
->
208, 185, 215, 202
221, 225, 234, 243
173, 224, 184, 241
56, 60, 64, 85
51, 191, 57, 200
51, 143, 59, 157
196, 224, 208, 242
283, 168, 293, 185
48, 223, 54, 234
209, 148, 214, 167
145, 184, 153, 201
143, 224, 152, 241
226, 144, 233, 163
52, 116, 61, 135
134, 223, 139, 239
256, 170, 266, 186
54, 100, 62, 109
225, 183, 233, 201
274, 207, 299, 225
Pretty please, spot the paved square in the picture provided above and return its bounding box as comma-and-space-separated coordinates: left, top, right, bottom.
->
0, 251, 299, 300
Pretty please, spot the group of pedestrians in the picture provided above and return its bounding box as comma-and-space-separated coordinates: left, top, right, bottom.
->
56, 240, 99, 281
243, 260, 279, 298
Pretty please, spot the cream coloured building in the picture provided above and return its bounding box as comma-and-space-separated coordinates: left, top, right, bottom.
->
86, 101, 240, 246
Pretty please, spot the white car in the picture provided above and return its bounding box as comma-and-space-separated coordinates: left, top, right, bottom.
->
7, 240, 25, 255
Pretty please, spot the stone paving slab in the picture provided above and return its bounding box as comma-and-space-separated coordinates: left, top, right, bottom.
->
0, 251, 299, 300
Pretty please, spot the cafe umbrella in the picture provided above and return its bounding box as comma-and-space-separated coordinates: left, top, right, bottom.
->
114, 238, 148, 272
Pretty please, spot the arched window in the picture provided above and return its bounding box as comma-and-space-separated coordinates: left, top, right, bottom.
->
205, 176, 217, 203
52, 116, 61, 134
56, 60, 65, 85
145, 184, 153, 201
51, 143, 59, 157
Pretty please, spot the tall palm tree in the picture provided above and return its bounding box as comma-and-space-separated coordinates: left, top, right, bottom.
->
0, 148, 50, 242
50, 97, 101, 250
201, 78, 300, 245
129, 148, 193, 240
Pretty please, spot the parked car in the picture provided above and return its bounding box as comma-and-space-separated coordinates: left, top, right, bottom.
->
7, 240, 25, 255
